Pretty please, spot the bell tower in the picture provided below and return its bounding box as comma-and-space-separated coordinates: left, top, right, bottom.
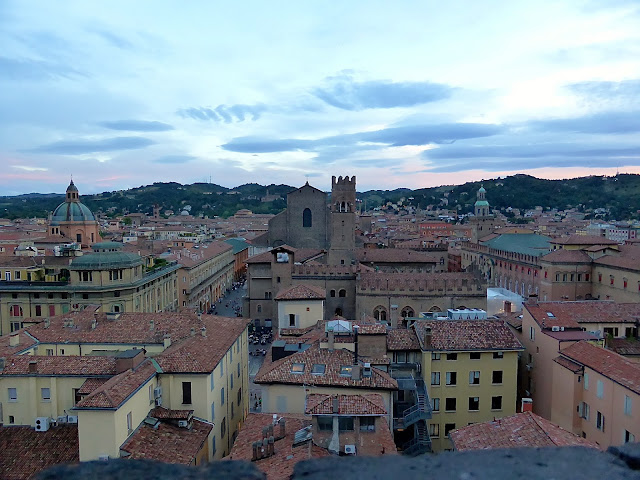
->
328, 175, 356, 265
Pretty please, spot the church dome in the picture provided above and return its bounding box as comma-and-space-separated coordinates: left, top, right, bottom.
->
478, 186, 486, 193
51, 180, 96, 222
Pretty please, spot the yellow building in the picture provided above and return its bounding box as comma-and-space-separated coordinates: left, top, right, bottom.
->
274, 284, 325, 334
412, 319, 523, 452
0, 308, 249, 462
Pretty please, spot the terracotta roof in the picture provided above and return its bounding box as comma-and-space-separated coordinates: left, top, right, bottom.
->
553, 356, 583, 373
150, 407, 193, 420
540, 249, 592, 263
0, 425, 79, 479
386, 329, 421, 351
162, 241, 232, 268
356, 248, 438, 264
305, 394, 387, 415
497, 312, 524, 330
559, 341, 640, 395
607, 338, 640, 356
228, 413, 331, 479
75, 359, 158, 409
449, 412, 599, 451
77, 377, 109, 394
275, 284, 326, 300
526, 301, 640, 330
121, 418, 212, 464
412, 320, 523, 352
354, 323, 387, 335
255, 343, 397, 390
594, 244, 640, 270
0, 355, 116, 376
154, 316, 248, 373
550, 234, 617, 245
0, 330, 38, 356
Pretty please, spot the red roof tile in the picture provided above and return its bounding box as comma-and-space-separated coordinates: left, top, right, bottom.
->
305, 394, 387, 415
386, 329, 421, 351
526, 301, 640, 330
550, 235, 617, 245
121, 418, 212, 464
540, 249, 592, 263
412, 320, 523, 351
0, 425, 79, 479
77, 377, 109, 394
0, 355, 116, 376
553, 356, 583, 373
559, 341, 640, 395
275, 284, 326, 300
450, 412, 599, 451
150, 407, 193, 420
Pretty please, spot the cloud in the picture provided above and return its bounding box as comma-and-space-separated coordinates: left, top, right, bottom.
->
91, 29, 134, 50
221, 122, 505, 154
12, 165, 48, 172
312, 74, 454, 111
0, 56, 83, 81
98, 120, 174, 132
27, 137, 155, 155
177, 104, 267, 123
529, 110, 640, 134
153, 155, 196, 164
567, 79, 640, 101
422, 142, 640, 172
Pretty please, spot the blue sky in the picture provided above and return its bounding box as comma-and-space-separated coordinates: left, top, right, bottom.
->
2, 0, 640, 195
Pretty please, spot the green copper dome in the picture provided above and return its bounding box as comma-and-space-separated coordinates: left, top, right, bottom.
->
51, 201, 96, 222
70, 251, 143, 270
475, 200, 490, 207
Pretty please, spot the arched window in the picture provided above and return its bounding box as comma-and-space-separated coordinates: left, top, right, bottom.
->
303, 208, 312, 228
429, 306, 442, 312
10, 305, 23, 317
340, 201, 347, 212
373, 306, 387, 321
338, 289, 346, 297
401, 307, 414, 318
330, 290, 336, 297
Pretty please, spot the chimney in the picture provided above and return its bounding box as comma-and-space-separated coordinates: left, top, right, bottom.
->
390, 304, 398, 329
424, 326, 432, 349
332, 395, 340, 414
504, 301, 512, 314
256, 440, 263, 460
44, 318, 50, 328
9, 334, 19, 347
163, 334, 171, 348
527, 294, 538, 305
28, 360, 37, 373
278, 418, 286, 438
197, 312, 202, 321
252, 441, 259, 461
0, 357, 5, 372
351, 365, 361, 380
91, 318, 97, 330
150, 319, 155, 330
190, 327, 196, 336
328, 327, 335, 351
268, 436, 275, 456
521, 397, 533, 412
353, 325, 359, 366
201, 326, 207, 337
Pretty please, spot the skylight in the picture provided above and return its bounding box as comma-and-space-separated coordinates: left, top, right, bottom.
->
291, 363, 305, 374
340, 365, 353, 377
546, 312, 555, 318
312, 364, 326, 375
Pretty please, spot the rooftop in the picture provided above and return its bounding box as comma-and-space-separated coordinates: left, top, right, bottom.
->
275, 284, 326, 301
481, 233, 551, 257
386, 328, 421, 351
412, 319, 523, 352
449, 412, 599, 451
525, 301, 640, 330
305, 393, 387, 415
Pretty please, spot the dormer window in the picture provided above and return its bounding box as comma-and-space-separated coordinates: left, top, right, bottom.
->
312, 364, 326, 375
291, 363, 305, 374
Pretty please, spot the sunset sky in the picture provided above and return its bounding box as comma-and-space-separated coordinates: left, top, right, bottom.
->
2, 1, 640, 195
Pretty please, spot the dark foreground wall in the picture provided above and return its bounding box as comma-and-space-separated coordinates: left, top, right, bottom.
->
36, 444, 640, 480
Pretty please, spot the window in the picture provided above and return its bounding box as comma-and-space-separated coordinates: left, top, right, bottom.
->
257, 305, 262, 313
446, 353, 458, 361
470, 352, 481, 360
596, 411, 605, 432
237, 388, 242, 406
579, 402, 590, 420
584, 373, 589, 390
127, 411, 133, 434
338, 289, 346, 297
312, 364, 326, 375
429, 423, 440, 437
529, 326, 535, 341
396, 351, 407, 363
469, 371, 480, 385
230, 375, 233, 390
302, 208, 312, 227
493, 352, 503, 359
625, 395, 632, 416
291, 363, 305, 374
492, 371, 503, 384
444, 423, 456, 436
49, 305, 55, 316
41, 388, 51, 401
221, 387, 225, 405
431, 397, 440, 412
221, 417, 227, 438
318, 416, 332, 431
149, 384, 154, 404
237, 362, 241, 378
46, 348, 54, 356
432, 353, 441, 361
597, 380, 604, 399
220, 361, 224, 377
625, 430, 635, 443
431, 372, 441, 385
8, 388, 17, 402
491, 396, 502, 410
210, 373, 214, 391
340, 365, 353, 377
360, 417, 375, 431
445, 372, 457, 386
330, 289, 336, 297
35, 305, 42, 316
338, 417, 354, 431
264, 292, 271, 299
182, 382, 192, 404
211, 402, 215, 420
468, 397, 479, 411
289, 314, 296, 327
10, 305, 23, 317
445, 397, 456, 411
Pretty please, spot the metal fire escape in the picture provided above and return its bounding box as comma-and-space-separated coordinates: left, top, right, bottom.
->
393, 376, 432, 455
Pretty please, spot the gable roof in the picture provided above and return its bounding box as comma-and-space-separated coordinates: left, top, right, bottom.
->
305, 393, 387, 415
525, 301, 640, 330
275, 284, 326, 301
412, 319, 523, 352
449, 412, 598, 451
386, 328, 421, 351
559, 341, 640, 395
0, 355, 116, 377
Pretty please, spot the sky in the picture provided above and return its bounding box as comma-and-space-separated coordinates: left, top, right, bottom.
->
2, 0, 640, 196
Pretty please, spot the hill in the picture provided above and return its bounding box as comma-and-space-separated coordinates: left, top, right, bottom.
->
0, 174, 638, 220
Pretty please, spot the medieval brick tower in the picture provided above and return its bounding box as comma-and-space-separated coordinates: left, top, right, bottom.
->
328, 175, 356, 265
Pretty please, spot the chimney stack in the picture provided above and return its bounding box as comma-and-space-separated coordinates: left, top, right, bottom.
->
150, 319, 155, 330
353, 325, 359, 366
91, 318, 97, 330
278, 418, 286, 438
190, 327, 196, 336
332, 395, 340, 414
201, 326, 207, 337
504, 301, 512, 314
0, 357, 5, 372
521, 397, 533, 412
268, 436, 275, 456
328, 327, 335, 351
252, 441, 259, 461
9, 334, 19, 347
424, 326, 432, 349
390, 304, 398, 329
163, 334, 171, 348
256, 440, 264, 460
527, 294, 538, 305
